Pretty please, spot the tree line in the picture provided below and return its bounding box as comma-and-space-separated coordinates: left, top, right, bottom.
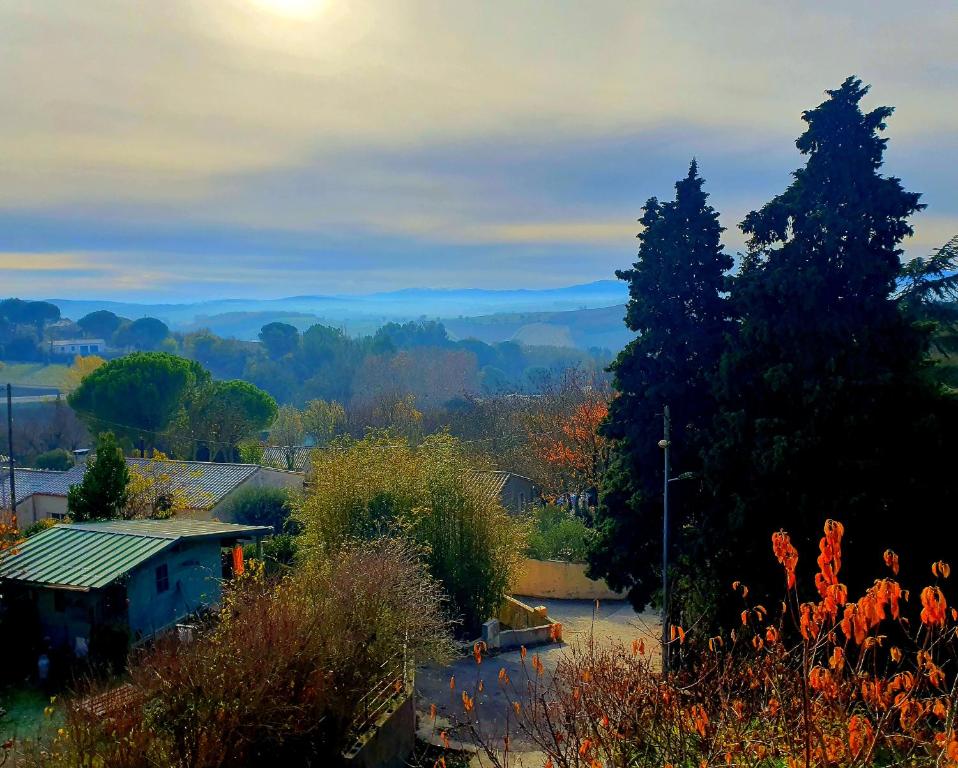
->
590, 77, 958, 633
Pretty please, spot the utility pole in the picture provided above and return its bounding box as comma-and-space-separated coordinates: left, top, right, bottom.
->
659, 405, 671, 675
6, 383, 16, 517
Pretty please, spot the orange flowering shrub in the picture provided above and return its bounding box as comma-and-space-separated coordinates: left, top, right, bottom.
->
451, 519, 958, 767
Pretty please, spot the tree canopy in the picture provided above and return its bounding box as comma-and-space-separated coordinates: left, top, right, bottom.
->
593, 78, 958, 630
699, 78, 957, 615
589, 161, 732, 615
68, 352, 210, 447
259, 322, 300, 359
114, 317, 170, 350
77, 309, 125, 340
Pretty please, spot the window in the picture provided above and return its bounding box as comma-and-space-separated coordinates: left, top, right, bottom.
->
155, 564, 170, 594
52, 513, 67, 521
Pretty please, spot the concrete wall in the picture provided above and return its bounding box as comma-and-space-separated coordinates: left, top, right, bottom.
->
342, 689, 416, 768
35, 588, 101, 650
26, 494, 69, 524
13, 495, 38, 525
208, 467, 305, 523
500, 475, 538, 513
512, 557, 624, 601
125, 540, 223, 640
483, 596, 562, 650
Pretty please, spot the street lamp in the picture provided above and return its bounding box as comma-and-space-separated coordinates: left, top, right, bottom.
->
660, 406, 671, 674
659, 405, 695, 676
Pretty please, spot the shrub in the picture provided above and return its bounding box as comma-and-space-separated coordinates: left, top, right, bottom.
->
33, 449, 73, 471
244, 532, 299, 574
525, 504, 594, 562
296, 432, 526, 634
22, 539, 452, 767
23, 518, 58, 537
455, 519, 958, 767
223, 485, 293, 534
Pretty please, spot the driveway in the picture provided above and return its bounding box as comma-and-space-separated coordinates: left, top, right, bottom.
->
416, 597, 661, 756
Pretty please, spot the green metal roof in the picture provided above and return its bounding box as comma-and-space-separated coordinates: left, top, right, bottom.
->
0, 520, 271, 591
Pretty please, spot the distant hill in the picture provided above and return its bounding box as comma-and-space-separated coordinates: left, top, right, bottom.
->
445, 304, 633, 351
48, 280, 629, 339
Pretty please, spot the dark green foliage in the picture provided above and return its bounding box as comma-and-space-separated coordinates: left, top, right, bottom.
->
223, 485, 292, 533
0, 299, 60, 359
68, 352, 210, 446
259, 322, 300, 359
590, 161, 732, 612
244, 533, 300, 574
172, 378, 278, 461
526, 505, 594, 562
67, 432, 130, 521
373, 320, 450, 352
34, 448, 73, 471
701, 79, 958, 621
77, 309, 124, 340
898, 236, 958, 365
593, 79, 958, 630
176, 318, 605, 408
0, 298, 60, 329
114, 317, 170, 350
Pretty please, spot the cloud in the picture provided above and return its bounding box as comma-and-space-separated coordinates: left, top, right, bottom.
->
0, 0, 956, 298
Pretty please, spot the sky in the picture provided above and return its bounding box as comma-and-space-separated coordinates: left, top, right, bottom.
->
1, 0, 956, 301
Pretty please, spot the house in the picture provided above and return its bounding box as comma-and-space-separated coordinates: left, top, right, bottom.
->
0, 519, 271, 651
468, 470, 540, 514
11, 458, 305, 525
50, 338, 107, 356
0, 468, 70, 518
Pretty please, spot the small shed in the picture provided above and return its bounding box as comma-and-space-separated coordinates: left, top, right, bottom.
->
0, 519, 271, 653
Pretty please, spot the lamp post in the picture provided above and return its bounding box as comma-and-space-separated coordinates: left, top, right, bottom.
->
658, 406, 671, 674
658, 404, 695, 676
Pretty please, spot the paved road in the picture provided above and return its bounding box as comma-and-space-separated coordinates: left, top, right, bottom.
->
416, 598, 661, 757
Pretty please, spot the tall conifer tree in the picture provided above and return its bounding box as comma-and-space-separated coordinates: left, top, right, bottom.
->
67, 432, 130, 521
590, 161, 732, 612
703, 78, 958, 610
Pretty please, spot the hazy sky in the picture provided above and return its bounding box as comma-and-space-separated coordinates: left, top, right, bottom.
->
2, 0, 956, 301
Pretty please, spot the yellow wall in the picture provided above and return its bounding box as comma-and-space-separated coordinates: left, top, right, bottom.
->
512, 557, 624, 601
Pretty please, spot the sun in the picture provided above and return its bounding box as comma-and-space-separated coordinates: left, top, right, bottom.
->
248, 0, 327, 20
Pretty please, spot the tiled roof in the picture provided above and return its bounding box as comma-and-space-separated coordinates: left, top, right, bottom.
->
0, 468, 70, 507
123, 458, 259, 509
466, 470, 511, 500
25, 465, 85, 497
261, 446, 314, 472
26, 459, 260, 510
0, 519, 271, 590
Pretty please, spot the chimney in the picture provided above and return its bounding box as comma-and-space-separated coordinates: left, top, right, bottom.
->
73, 448, 91, 467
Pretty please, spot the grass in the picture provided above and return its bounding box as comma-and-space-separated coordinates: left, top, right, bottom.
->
0, 363, 71, 389
0, 685, 58, 742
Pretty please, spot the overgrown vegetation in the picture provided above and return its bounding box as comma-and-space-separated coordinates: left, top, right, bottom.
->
459, 519, 958, 767
525, 505, 593, 562
224, 485, 294, 533
19, 539, 452, 768
295, 432, 526, 634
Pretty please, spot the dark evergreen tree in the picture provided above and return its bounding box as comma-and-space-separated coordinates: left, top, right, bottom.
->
67, 432, 130, 521
589, 161, 732, 613
702, 78, 958, 617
